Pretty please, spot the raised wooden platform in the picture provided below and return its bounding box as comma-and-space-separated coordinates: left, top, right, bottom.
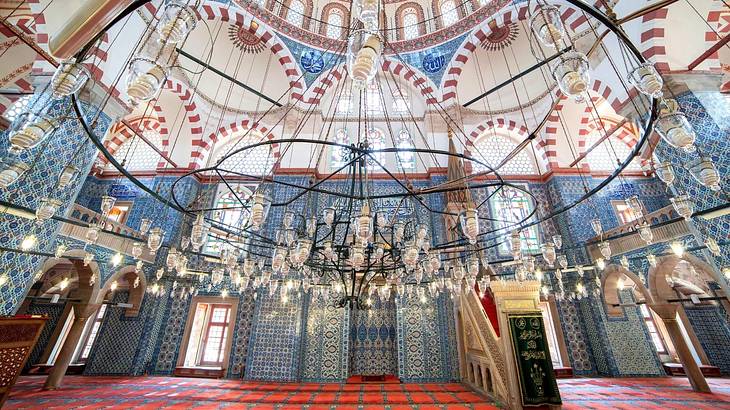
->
554, 366, 574, 378
346, 374, 400, 384
173, 366, 225, 379
663, 363, 722, 377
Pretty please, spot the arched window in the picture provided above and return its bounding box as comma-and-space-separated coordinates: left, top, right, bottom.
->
365, 128, 385, 171
365, 82, 383, 115
392, 89, 410, 114
326, 8, 343, 39
585, 132, 642, 171
402, 8, 419, 40
396, 129, 415, 170
439, 0, 459, 26
113, 129, 164, 171
471, 132, 537, 175
489, 186, 540, 255
287, 0, 305, 26
205, 185, 252, 254
331, 128, 350, 169
213, 130, 275, 176
3, 95, 31, 122
336, 92, 353, 115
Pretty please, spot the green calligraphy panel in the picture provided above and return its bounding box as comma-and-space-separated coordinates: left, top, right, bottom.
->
508, 315, 562, 406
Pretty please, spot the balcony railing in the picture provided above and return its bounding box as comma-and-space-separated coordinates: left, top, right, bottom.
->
587, 205, 691, 258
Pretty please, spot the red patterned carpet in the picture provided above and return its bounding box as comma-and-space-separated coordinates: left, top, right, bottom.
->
6, 376, 496, 409
559, 377, 730, 409
6, 376, 730, 409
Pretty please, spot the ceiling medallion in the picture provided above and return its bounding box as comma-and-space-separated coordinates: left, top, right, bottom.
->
480, 23, 518, 52
228, 24, 266, 54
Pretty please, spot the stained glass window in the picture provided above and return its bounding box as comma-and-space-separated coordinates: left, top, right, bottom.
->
331, 128, 350, 169
3, 95, 31, 122
402, 8, 419, 40
287, 0, 305, 26
326, 9, 343, 39
471, 132, 537, 175
213, 130, 275, 176
204, 184, 252, 255
113, 129, 164, 171
396, 129, 415, 170
440, 0, 459, 26
585, 132, 642, 171
490, 186, 540, 255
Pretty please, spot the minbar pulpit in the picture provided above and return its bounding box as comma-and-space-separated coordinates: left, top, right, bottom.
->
0, 316, 47, 407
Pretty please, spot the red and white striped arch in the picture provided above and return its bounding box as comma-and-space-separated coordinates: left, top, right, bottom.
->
142, 1, 305, 99
441, 2, 597, 103
101, 116, 167, 168
465, 118, 550, 173
192, 119, 279, 170
298, 58, 442, 106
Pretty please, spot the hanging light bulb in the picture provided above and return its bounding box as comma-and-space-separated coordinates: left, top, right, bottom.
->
596, 258, 606, 270
56, 164, 79, 189
250, 192, 271, 231
705, 237, 721, 257
0, 158, 30, 189
541, 242, 556, 267
430, 251, 441, 272
620, 255, 630, 269
8, 114, 58, 154
576, 265, 585, 278
59, 276, 69, 290
100, 195, 117, 217
132, 242, 143, 259
689, 157, 721, 191
282, 210, 295, 229
599, 242, 612, 259
352, 0, 379, 31
88, 273, 96, 287
139, 218, 152, 234
356, 203, 373, 243
295, 239, 312, 265
628, 63, 664, 98
591, 218, 603, 236
133, 276, 140, 288
157, 0, 199, 44
350, 244, 366, 269
51, 59, 91, 99
306, 216, 317, 237
552, 234, 563, 250
655, 99, 696, 152
557, 254, 568, 270
323, 207, 336, 227
347, 30, 381, 90
110, 280, 118, 291
126, 57, 169, 104
523, 255, 536, 273
647, 254, 657, 268
403, 241, 419, 268
670, 195, 694, 220
35, 197, 62, 224
535, 268, 544, 282
20, 234, 37, 251
374, 242, 385, 260
85, 224, 101, 245
551, 51, 590, 98
147, 227, 165, 253
530, 4, 565, 47
459, 207, 480, 244
394, 221, 405, 242
637, 222, 653, 244
271, 246, 286, 271
166, 248, 179, 269
722, 267, 730, 281
84, 252, 94, 266
625, 196, 643, 219
653, 161, 675, 185
190, 213, 210, 251
670, 241, 685, 257
55, 244, 68, 258
111, 252, 123, 267
156, 268, 164, 280
135, 260, 143, 273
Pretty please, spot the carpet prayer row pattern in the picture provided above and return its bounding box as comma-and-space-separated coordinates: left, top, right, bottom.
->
6, 376, 730, 409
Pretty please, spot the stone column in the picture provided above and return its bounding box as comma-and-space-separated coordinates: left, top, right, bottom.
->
43, 303, 100, 390
650, 303, 711, 393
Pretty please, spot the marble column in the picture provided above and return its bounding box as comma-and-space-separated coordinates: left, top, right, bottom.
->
650, 303, 711, 393
43, 303, 100, 390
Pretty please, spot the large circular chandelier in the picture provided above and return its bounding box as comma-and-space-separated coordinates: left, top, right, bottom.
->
4, 0, 723, 309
